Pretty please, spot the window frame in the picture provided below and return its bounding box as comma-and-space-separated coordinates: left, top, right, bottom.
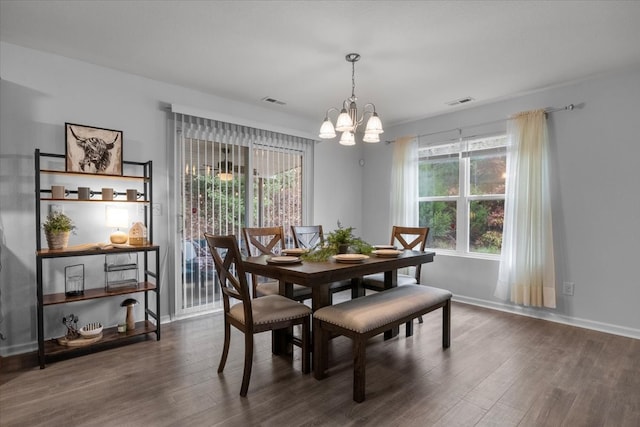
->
418, 135, 507, 259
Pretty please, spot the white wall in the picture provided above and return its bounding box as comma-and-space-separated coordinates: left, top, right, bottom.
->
0, 42, 358, 356
312, 141, 364, 233
362, 65, 640, 338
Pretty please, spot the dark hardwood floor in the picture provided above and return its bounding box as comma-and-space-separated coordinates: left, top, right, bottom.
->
2, 298, 639, 426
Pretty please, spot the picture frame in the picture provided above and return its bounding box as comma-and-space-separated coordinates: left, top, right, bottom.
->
65, 123, 123, 175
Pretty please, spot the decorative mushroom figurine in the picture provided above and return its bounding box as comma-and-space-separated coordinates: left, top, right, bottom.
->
121, 298, 139, 331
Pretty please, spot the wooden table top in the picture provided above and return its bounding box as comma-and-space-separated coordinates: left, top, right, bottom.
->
242, 250, 435, 287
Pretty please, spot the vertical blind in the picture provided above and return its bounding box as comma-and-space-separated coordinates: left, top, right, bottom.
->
173, 112, 314, 312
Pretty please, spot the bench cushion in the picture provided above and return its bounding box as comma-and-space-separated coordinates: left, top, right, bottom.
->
313, 285, 452, 333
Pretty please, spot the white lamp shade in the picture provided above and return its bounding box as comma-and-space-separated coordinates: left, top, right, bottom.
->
335, 109, 353, 132
339, 131, 356, 146
105, 206, 129, 228
319, 119, 336, 139
365, 113, 384, 134
363, 132, 380, 143
106, 206, 129, 244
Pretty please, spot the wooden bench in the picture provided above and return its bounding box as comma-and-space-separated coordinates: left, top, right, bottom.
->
312, 284, 452, 402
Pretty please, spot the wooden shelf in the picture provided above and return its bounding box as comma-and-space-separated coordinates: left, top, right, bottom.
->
44, 320, 157, 357
43, 282, 157, 306
39, 169, 150, 182
37, 244, 159, 258
39, 198, 149, 203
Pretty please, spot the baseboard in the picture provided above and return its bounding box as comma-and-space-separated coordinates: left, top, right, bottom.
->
453, 295, 640, 340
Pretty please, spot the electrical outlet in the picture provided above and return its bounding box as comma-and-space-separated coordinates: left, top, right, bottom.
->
562, 282, 575, 296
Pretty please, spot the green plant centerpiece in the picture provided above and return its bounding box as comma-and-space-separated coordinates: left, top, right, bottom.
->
302, 221, 372, 262
43, 211, 75, 249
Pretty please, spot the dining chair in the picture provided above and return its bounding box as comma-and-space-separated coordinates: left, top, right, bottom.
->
291, 225, 354, 301
363, 226, 430, 321
291, 225, 324, 249
204, 233, 311, 396
242, 226, 312, 301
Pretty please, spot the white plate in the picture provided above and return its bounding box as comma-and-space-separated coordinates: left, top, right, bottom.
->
332, 254, 370, 263
373, 244, 396, 250
267, 256, 302, 264
282, 248, 308, 255
372, 249, 402, 258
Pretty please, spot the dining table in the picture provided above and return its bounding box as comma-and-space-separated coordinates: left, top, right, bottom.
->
242, 249, 436, 355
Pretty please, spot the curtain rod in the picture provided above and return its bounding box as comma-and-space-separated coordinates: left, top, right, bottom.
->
389, 103, 577, 143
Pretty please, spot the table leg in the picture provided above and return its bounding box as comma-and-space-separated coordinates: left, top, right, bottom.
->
310, 284, 330, 312
383, 270, 399, 340
351, 277, 364, 299
273, 280, 294, 355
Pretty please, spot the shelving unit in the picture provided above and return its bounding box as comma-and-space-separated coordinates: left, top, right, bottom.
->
34, 149, 160, 368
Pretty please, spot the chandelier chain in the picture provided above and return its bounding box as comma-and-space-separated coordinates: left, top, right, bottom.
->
351, 59, 356, 100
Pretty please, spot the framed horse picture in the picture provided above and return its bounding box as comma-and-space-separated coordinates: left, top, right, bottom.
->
65, 123, 123, 176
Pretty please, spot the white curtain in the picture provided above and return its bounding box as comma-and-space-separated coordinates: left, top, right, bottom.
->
495, 110, 556, 308
390, 136, 419, 228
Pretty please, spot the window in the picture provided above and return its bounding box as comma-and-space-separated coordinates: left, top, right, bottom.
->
418, 135, 506, 256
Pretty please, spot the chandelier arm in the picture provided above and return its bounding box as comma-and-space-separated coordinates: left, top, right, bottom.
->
324, 107, 340, 120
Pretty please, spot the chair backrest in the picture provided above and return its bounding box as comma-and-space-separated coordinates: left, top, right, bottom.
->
204, 233, 253, 325
242, 226, 286, 256
390, 226, 430, 282
242, 226, 286, 297
291, 225, 324, 249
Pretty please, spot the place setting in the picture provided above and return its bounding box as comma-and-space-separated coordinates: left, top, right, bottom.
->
266, 255, 302, 265
371, 249, 402, 258
332, 253, 370, 264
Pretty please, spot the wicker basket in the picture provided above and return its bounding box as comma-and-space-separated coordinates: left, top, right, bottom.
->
45, 231, 70, 250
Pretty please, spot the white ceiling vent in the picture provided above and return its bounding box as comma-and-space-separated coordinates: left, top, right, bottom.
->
446, 97, 475, 106
262, 97, 286, 106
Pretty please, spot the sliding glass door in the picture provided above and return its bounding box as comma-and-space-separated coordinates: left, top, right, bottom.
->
174, 113, 313, 316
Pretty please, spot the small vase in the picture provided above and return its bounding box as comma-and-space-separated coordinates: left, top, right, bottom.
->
45, 231, 70, 250
338, 244, 350, 254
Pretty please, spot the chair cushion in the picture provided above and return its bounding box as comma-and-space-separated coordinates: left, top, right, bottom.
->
313, 285, 452, 333
230, 295, 311, 326
362, 272, 417, 290
256, 281, 312, 298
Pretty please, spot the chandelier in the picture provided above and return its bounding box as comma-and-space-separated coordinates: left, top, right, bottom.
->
319, 53, 383, 145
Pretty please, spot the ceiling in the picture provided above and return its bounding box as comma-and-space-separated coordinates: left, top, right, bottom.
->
2, 1, 640, 129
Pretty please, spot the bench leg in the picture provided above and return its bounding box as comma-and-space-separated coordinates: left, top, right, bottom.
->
313, 318, 328, 380
406, 320, 413, 337
353, 337, 366, 403
443, 299, 451, 348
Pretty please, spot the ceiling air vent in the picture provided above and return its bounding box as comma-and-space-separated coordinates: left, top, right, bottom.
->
262, 97, 286, 106
446, 97, 475, 106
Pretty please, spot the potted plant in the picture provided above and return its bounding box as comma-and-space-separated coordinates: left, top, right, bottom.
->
303, 221, 372, 261
43, 211, 75, 249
